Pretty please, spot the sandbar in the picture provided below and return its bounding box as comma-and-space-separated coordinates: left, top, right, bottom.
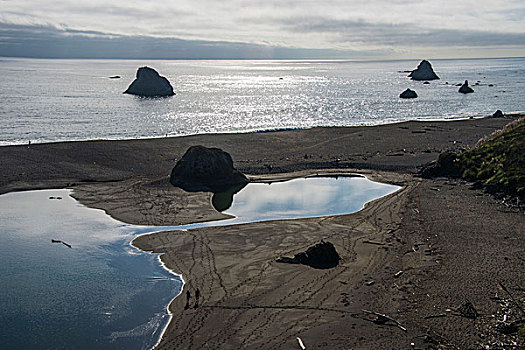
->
1, 115, 523, 349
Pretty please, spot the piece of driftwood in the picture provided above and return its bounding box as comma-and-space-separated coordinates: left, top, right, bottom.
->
51, 239, 72, 248
362, 309, 407, 332
414, 331, 450, 346
363, 240, 386, 246
498, 281, 525, 316
296, 337, 306, 349
424, 314, 448, 319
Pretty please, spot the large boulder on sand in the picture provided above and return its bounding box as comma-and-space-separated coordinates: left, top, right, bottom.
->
170, 145, 248, 193
420, 152, 462, 179
276, 240, 340, 269
458, 80, 474, 94
124, 66, 175, 97
399, 88, 418, 99
408, 60, 439, 81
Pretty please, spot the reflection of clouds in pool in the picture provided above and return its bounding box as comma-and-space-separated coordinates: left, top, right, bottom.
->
222, 177, 399, 221
0, 189, 136, 246
231, 181, 330, 211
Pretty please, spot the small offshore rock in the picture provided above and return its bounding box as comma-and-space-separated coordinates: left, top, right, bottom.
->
408, 60, 439, 80
124, 66, 175, 97
458, 80, 474, 94
492, 109, 504, 118
400, 88, 418, 99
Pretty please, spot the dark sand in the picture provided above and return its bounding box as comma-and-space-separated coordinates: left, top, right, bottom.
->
1, 116, 523, 349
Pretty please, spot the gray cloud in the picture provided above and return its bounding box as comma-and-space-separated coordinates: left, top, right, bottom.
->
276, 16, 525, 48
0, 0, 524, 59
0, 23, 385, 59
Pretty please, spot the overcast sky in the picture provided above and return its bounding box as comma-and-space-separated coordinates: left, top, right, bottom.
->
1, 0, 524, 59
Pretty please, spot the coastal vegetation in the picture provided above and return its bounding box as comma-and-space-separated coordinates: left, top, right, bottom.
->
423, 117, 525, 198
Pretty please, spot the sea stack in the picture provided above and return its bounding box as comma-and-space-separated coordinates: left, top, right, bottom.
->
492, 110, 504, 118
170, 145, 248, 193
408, 60, 439, 81
458, 80, 474, 94
124, 66, 175, 97
399, 88, 418, 99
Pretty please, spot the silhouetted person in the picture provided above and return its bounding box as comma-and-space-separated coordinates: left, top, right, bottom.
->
184, 290, 191, 310
194, 288, 200, 309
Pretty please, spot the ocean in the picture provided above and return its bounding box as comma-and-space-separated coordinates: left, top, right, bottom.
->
1, 57, 524, 146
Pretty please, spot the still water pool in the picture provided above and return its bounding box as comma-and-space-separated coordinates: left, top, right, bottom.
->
0, 176, 399, 349
0, 190, 179, 350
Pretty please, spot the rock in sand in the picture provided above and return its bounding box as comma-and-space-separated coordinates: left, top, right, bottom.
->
408, 60, 439, 81
170, 145, 248, 193
276, 240, 340, 269
124, 66, 175, 97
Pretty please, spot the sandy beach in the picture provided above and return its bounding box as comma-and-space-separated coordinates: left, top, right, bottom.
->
1, 115, 523, 349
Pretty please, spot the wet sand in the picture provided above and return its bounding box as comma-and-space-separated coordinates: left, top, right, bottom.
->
1, 115, 523, 349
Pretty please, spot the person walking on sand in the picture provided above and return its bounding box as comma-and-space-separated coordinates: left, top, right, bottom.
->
194, 288, 200, 309
184, 290, 191, 310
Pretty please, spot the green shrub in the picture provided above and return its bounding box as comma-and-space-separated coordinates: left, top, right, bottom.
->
423, 117, 524, 197
459, 118, 524, 194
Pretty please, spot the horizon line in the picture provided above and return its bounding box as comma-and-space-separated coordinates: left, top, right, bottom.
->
2, 55, 524, 62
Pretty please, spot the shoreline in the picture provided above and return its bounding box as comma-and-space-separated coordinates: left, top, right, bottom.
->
128, 236, 185, 350
1, 115, 523, 348
2, 112, 524, 148
1, 116, 518, 198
